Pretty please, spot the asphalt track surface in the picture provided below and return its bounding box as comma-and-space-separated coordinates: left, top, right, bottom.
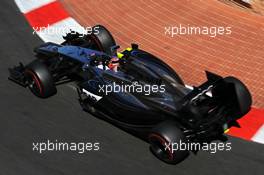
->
0, 0, 264, 175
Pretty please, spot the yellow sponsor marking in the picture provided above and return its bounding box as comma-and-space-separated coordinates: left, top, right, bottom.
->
117, 52, 124, 59
125, 47, 132, 51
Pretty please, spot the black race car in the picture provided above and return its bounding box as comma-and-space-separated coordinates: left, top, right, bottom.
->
8, 25, 252, 164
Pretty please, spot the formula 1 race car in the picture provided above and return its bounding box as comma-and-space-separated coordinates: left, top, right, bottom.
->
8, 25, 252, 164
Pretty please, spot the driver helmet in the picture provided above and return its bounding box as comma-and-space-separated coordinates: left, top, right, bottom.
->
108, 56, 119, 72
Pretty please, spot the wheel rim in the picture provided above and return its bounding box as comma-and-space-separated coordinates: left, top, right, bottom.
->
25, 70, 42, 96
149, 134, 173, 162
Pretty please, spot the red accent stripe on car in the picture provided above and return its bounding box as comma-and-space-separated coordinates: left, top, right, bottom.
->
24, 1, 69, 30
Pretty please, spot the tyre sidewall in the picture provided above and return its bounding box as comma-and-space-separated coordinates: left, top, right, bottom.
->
224, 76, 252, 117
25, 60, 57, 98
92, 25, 116, 55
148, 121, 189, 164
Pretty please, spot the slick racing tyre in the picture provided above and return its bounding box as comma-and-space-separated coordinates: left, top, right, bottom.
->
148, 121, 189, 164
25, 60, 57, 98
224, 76, 252, 117
90, 25, 116, 55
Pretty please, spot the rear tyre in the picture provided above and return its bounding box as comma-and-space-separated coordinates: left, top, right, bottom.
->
148, 121, 189, 164
224, 76, 252, 116
25, 60, 57, 98
90, 25, 116, 55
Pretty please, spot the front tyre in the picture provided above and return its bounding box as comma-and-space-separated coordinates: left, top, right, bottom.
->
25, 60, 57, 98
90, 25, 116, 55
148, 121, 189, 164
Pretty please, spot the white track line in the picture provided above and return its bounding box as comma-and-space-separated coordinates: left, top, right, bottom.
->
15, 0, 56, 13
251, 125, 264, 144
37, 17, 85, 43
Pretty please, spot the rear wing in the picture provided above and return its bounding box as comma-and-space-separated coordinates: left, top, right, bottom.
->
181, 71, 252, 118
182, 71, 223, 105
